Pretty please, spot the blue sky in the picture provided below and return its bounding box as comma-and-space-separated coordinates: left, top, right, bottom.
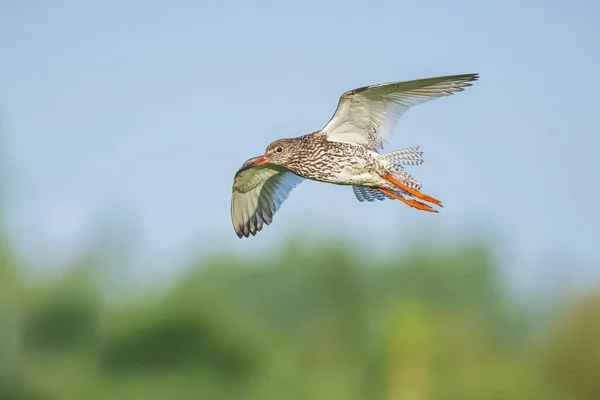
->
1, 0, 599, 287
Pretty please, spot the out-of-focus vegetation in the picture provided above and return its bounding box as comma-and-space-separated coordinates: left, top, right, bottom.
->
1, 232, 599, 400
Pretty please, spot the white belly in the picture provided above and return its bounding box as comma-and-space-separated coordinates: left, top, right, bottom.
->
328, 158, 384, 186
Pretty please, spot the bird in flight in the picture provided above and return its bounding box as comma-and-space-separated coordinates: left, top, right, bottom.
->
231, 73, 479, 238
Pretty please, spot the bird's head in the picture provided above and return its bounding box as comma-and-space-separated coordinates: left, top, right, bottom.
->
236, 138, 296, 175
263, 138, 297, 165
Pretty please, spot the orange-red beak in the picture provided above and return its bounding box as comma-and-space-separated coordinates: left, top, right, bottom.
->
250, 155, 271, 167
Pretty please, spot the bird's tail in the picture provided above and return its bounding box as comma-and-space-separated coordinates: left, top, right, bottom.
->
353, 146, 442, 212
379, 146, 424, 167
352, 147, 424, 203
378, 147, 423, 191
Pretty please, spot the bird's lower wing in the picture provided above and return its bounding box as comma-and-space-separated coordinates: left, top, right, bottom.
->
231, 164, 304, 238
352, 186, 393, 202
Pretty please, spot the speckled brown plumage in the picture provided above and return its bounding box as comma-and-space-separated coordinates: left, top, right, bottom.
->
264, 131, 384, 183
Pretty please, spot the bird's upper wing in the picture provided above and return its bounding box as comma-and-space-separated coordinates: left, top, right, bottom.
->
231, 162, 304, 238
321, 73, 478, 151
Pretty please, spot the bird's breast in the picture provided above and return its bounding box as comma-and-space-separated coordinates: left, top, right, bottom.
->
288, 144, 382, 185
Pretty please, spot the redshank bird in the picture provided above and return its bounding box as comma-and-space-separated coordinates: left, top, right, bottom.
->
231, 73, 478, 238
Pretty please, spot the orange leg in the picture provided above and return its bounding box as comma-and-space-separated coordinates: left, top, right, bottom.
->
377, 188, 438, 213
382, 174, 443, 207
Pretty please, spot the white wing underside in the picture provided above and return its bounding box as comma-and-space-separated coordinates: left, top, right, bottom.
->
322, 73, 478, 151
231, 164, 304, 238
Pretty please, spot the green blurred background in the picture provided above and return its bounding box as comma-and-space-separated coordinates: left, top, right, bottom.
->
1, 228, 599, 399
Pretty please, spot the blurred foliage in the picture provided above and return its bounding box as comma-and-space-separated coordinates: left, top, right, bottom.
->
0, 232, 599, 399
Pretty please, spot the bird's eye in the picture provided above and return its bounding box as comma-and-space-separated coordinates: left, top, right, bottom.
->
275, 147, 283, 153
